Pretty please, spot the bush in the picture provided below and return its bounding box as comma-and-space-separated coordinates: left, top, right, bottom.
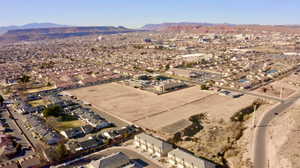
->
231, 99, 263, 122
56, 144, 68, 159
43, 105, 63, 117
0, 95, 4, 106
58, 115, 77, 122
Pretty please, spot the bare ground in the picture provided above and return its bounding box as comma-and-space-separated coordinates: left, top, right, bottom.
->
67, 83, 257, 131
267, 99, 300, 168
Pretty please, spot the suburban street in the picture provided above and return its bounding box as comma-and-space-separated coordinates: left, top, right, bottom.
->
253, 92, 300, 168
1, 106, 34, 161
6, 106, 39, 150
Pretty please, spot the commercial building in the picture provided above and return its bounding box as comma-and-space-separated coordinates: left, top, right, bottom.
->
154, 79, 185, 93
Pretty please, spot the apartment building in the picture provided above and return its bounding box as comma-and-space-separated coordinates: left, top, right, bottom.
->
134, 133, 173, 157
168, 148, 216, 168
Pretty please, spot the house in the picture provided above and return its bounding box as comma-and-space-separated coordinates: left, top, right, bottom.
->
18, 155, 42, 168
168, 148, 216, 168
60, 127, 85, 139
0, 161, 19, 168
0, 124, 7, 133
26, 114, 61, 145
0, 134, 17, 160
102, 130, 121, 140
134, 133, 173, 157
76, 139, 100, 151
44, 132, 62, 145
81, 125, 94, 134
88, 152, 130, 168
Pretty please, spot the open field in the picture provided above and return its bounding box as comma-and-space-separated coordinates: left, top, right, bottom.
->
46, 117, 86, 131
66, 83, 257, 132
24, 86, 56, 94
28, 99, 50, 107
252, 73, 300, 99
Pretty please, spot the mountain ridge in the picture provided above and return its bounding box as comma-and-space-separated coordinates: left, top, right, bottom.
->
0, 26, 144, 43
142, 22, 235, 30
0, 23, 69, 34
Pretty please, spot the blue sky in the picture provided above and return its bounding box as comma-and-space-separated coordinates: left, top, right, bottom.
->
1, 0, 299, 28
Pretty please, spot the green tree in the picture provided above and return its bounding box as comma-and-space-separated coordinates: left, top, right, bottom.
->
43, 105, 63, 117
165, 64, 170, 71
20, 75, 30, 83
56, 144, 68, 159
200, 85, 209, 90
0, 95, 4, 106
47, 82, 52, 87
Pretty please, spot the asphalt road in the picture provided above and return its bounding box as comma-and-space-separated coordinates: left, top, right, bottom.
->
7, 106, 39, 150
253, 92, 300, 168
1, 106, 34, 161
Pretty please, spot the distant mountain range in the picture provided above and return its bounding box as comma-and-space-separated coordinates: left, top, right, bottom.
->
142, 22, 300, 33
2, 22, 300, 43
0, 23, 69, 34
0, 25, 144, 43
142, 22, 235, 30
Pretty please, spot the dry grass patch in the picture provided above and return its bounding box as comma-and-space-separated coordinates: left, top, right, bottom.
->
24, 86, 56, 94
28, 99, 50, 107
46, 117, 86, 131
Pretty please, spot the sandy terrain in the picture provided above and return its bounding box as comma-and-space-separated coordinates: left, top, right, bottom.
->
267, 99, 300, 168
66, 83, 257, 131
253, 73, 300, 99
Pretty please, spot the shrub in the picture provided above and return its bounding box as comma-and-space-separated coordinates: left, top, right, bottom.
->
43, 105, 63, 117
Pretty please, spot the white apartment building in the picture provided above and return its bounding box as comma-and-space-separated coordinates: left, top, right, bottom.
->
168, 148, 216, 168
134, 133, 173, 157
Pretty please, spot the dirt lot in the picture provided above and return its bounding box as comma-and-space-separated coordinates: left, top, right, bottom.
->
67, 83, 257, 131
253, 73, 300, 99
267, 99, 300, 168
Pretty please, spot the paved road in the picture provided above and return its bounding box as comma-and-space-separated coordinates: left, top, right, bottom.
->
7, 106, 39, 150
1, 106, 34, 161
253, 92, 300, 168
216, 86, 284, 102
172, 76, 284, 102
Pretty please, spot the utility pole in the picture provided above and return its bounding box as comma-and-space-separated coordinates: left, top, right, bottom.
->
280, 87, 284, 100
252, 104, 257, 128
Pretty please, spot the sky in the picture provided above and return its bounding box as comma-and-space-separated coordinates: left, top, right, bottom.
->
0, 0, 300, 28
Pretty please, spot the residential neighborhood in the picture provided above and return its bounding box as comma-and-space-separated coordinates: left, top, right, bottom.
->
1, 3, 300, 167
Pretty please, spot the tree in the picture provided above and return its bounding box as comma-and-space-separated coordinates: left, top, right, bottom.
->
43, 105, 63, 117
47, 82, 52, 87
200, 85, 209, 90
56, 144, 68, 159
0, 95, 4, 106
165, 64, 170, 71
20, 75, 30, 83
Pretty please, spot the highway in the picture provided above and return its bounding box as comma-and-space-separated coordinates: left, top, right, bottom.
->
253, 92, 300, 168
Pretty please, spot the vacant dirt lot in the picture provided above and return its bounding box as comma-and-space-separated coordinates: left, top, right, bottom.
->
267, 99, 300, 168
67, 83, 257, 132
253, 73, 300, 99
